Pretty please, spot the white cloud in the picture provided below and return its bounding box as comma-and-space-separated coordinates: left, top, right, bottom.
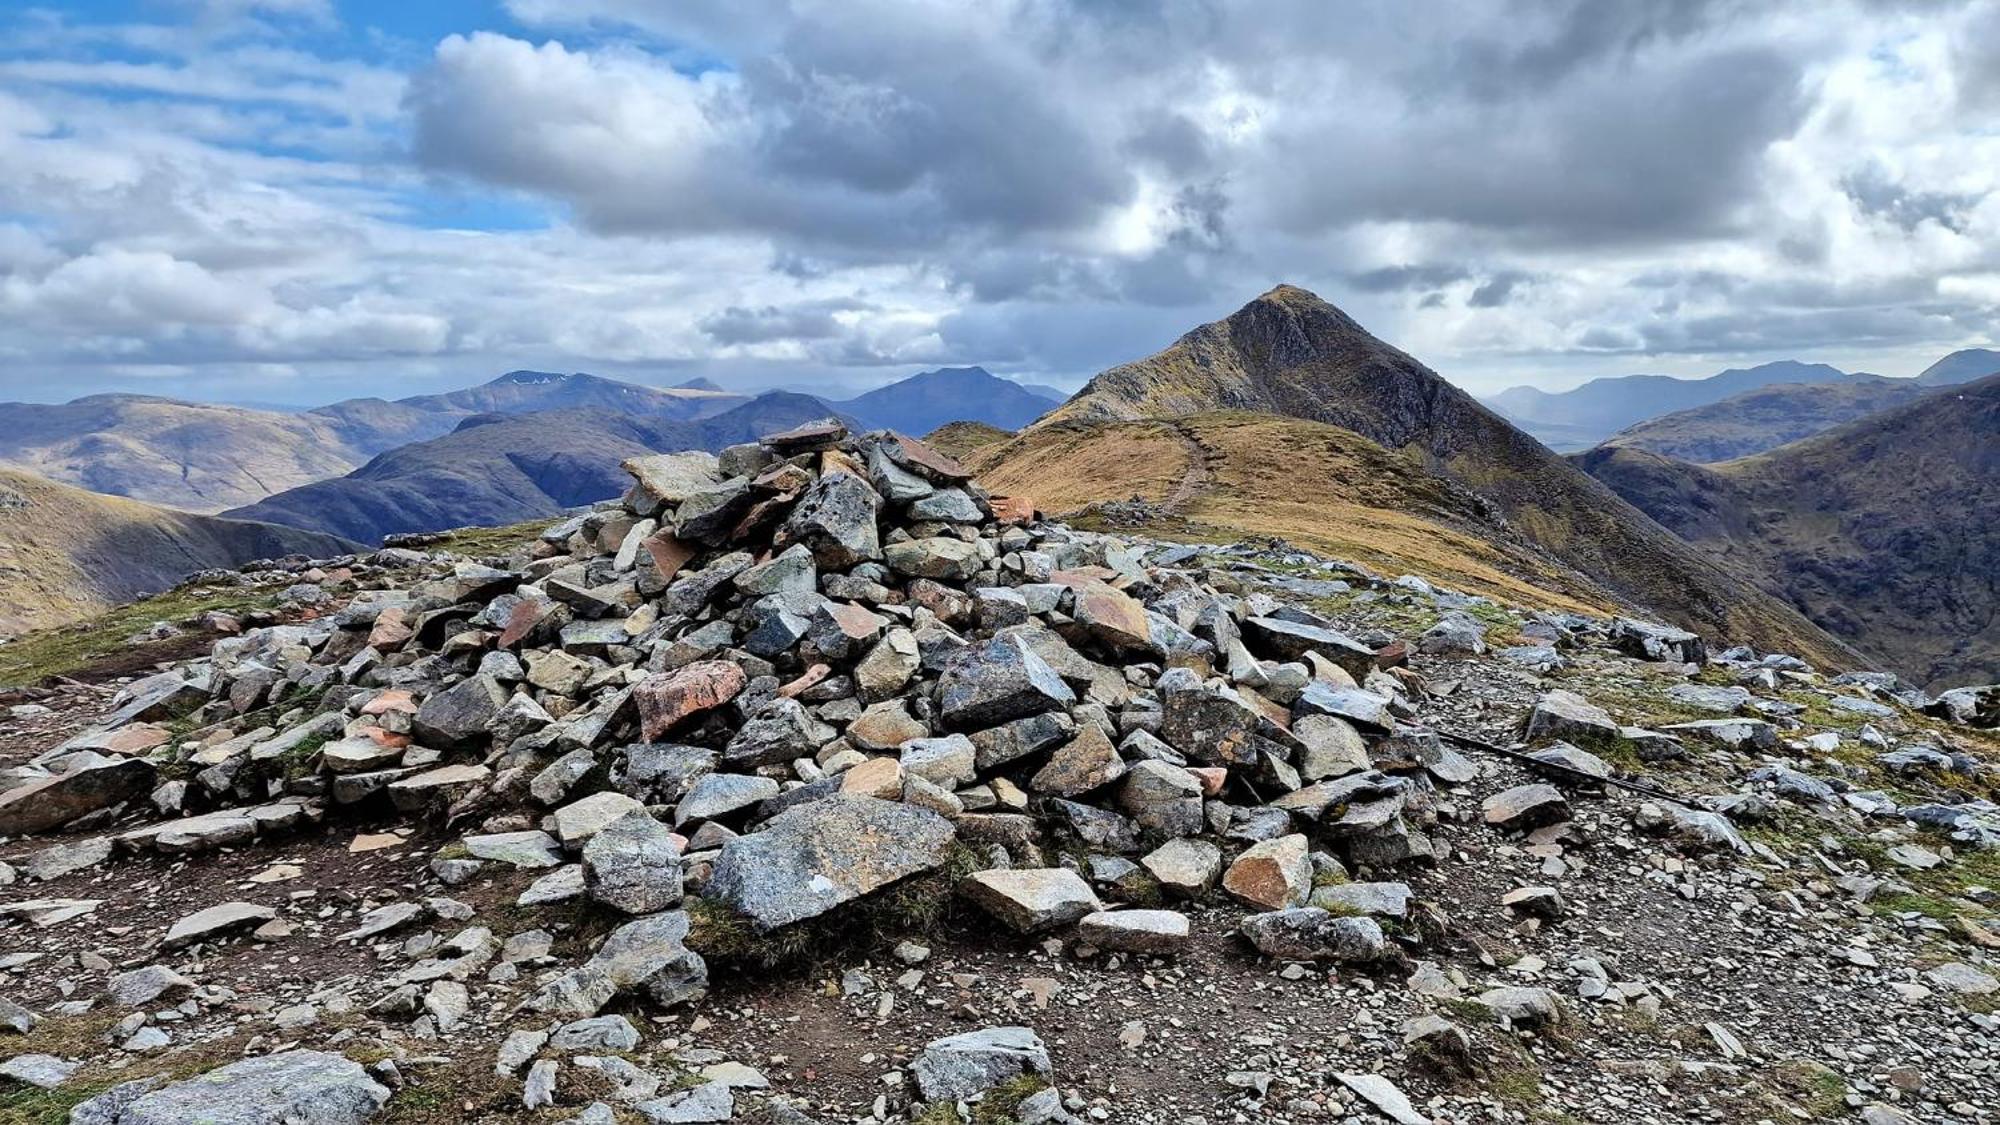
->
0, 0, 1993, 403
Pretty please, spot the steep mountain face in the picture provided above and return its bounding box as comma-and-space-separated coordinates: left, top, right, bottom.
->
1578, 375, 2000, 689
309, 371, 748, 454
1601, 375, 1943, 462
1486, 360, 1857, 451
0, 395, 369, 514
226, 393, 853, 544
1916, 347, 2000, 386
837, 367, 1061, 434
1042, 284, 1864, 669
0, 468, 356, 635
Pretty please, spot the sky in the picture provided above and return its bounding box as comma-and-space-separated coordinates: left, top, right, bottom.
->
0, 0, 1997, 406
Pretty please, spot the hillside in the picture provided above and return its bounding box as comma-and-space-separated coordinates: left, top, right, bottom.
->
836, 366, 1059, 434
924, 420, 1014, 459
1916, 347, 2000, 386
1577, 375, 2000, 689
1601, 375, 1942, 462
309, 371, 749, 454
1038, 284, 1864, 669
972, 414, 1616, 614
226, 393, 853, 544
0, 468, 355, 634
0, 394, 369, 513
1484, 360, 1853, 451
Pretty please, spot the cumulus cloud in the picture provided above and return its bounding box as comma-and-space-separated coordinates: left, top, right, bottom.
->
0, 0, 1995, 402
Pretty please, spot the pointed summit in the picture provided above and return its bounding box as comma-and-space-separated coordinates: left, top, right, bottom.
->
1045, 282, 1446, 448
1031, 284, 1864, 671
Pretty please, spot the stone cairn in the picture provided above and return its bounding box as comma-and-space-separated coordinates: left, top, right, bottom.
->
6, 419, 1997, 1121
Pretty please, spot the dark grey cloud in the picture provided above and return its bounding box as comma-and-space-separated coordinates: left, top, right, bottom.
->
1842, 164, 1985, 234
1348, 265, 1475, 293
698, 298, 868, 345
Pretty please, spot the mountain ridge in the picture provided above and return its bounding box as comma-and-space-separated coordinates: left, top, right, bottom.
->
225, 392, 859, 544
1034, 283, 1867, 670
1577, 374, 2000, 688
1598, 375, 1946, 462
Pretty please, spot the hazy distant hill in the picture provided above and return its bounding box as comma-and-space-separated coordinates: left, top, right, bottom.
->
226, 393, 852, 544
0, 468, 355, 635
1484, 360, 1854, 451
1915, 348, 2000, 386
1576, 375, 2000, 689
0, 395, 368, 513
1031, 285, 1862, 669
1600, 376, 1943, 462
835, 367, 1061, 434
308, 370, 749, 454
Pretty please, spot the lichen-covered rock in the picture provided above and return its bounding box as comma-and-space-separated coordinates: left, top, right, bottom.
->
705, 796, 955, 931
911, 1026, 1052, 1102
71, 1051, 389, 1124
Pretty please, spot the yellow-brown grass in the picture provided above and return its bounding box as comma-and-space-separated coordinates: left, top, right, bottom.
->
972, 413, 1612, 615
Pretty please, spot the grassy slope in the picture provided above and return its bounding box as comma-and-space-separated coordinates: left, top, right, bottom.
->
0, 468, 353, 637
923, 421, 1014, 460
1037, 285, 1860, 669
973, 413, 1611, 614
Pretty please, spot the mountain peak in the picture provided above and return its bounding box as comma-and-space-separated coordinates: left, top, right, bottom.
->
490, 370, 577, 386
1254, 282, 1326, 306
675, 377, 726, 392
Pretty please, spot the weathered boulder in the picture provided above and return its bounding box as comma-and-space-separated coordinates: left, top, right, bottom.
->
1240, 908, 1385, 962
911, 1026, 1052, 1103
1075, 908, 1189, 954
71, 1050, 388, 1124
1482, 784, 1571, 831
1521, 690, 1619, 745
939, 634, 1076, 730
1243, 617, 1376, 680
583, 811, 684, 915
0, 758, 155, 836
1221, 834, 1313, 910
635, 662, 747, 742
961, 868, 1102, 933
780, 471, 881, 568
705, 797, 955, 931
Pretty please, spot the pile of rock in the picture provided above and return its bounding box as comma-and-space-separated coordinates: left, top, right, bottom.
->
6, 418, 1998, 1120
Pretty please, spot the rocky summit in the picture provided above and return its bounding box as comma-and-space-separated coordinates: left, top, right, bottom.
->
0, 420, 1997, 1124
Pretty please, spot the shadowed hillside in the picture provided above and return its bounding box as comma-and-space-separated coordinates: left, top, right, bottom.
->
1579, 375, 2000, 689
0, 468, 356, 634
1601, 376, 1944, 462
1036, 284, 1864, 669
1484, 360, 1853, 450
227, 393, 853, 544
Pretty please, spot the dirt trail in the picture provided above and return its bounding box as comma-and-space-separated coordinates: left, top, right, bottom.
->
1159, 421, 1215, 514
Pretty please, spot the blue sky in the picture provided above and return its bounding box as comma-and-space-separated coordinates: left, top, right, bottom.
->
0, 0, 1996, 405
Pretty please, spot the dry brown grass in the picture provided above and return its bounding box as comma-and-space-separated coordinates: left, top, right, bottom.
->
970, 421, 1190, 512
972, 413, 1612, 614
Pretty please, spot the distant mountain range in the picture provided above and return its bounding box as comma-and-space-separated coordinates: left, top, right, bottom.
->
0, 468, 355, 636
224, 393, 858, 544
0, 395, 371, 513
1576, 374, 2000, 688
306, 370, 750, 456
1599, 376, 1946, 462
1485, 350, 1998, 451
0, 367, 1061, 516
